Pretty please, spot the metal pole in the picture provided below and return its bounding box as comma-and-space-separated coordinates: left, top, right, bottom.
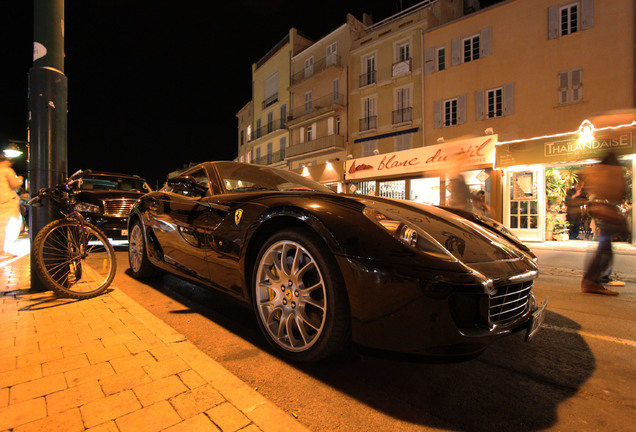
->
29, 0, 67, 291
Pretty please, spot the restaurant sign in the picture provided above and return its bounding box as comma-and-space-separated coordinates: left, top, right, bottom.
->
496, 128, 635, 168
345, 135, 496, 180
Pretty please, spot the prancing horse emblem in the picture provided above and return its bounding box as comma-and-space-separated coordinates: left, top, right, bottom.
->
234, 209, 243, 225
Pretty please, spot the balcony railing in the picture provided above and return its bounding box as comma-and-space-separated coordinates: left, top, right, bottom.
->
291, 54, 342, 85
253, 150, 285, 165
392, 107, 412, 124
252, 119, 284, 141
286, 134, 345, 158
359, 116, 377, 131
262, 93, 278, 109
359, 70, 377, 87
289, 93, 345, 120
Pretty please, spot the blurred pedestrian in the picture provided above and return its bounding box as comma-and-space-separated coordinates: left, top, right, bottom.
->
471, 190, 492, 217
581, 152, 626, 295
447, 174, 472, 211
565, 180, 588, 239
0, 154, 24, 259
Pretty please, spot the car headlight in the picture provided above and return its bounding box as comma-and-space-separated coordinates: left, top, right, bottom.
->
74, 202, 101, 213
363, 207, 455, 260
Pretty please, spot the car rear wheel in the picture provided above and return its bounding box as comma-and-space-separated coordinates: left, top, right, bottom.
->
128, 220, 161, 279
252, 228, 350, 362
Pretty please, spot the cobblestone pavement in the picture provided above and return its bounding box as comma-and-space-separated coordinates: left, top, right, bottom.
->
0, 244, 309, 432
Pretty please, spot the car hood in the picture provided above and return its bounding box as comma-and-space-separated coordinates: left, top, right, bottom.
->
342, 195, 537, 267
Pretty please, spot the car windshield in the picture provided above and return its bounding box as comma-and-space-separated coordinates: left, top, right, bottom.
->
77, 176, 150, 193
215, 162, 334, 193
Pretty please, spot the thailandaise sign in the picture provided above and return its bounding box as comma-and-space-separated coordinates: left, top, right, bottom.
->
345, 135, 496, 180
496, 128, 636, 168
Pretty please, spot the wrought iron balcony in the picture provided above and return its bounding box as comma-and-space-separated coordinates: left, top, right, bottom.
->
291, 54, 342, 86
359, 70, 377, 87
289, 93, 345, 120
252, 119, 284, 141
359, 116, 377, 131
286, 134, 345, 158
392, 107, 412, 124
262, 93, 279, 109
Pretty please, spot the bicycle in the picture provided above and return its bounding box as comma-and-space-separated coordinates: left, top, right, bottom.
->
29, 170, 116, 299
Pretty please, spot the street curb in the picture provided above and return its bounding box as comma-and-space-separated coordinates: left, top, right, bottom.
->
107, 289, 311, 432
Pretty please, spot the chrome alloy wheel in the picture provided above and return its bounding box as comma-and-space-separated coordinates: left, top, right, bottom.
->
128, 223, 145, 273
255, 240, 327, 352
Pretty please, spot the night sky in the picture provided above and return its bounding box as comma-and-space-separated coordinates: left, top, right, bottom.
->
1, 0, 500, 187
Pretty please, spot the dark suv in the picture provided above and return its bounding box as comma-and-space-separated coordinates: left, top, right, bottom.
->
72, 171, 152, 240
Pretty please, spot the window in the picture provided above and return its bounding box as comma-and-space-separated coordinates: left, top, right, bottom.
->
463, 35, 480, 63
487, 88, 503, 118
560, 3, 578, 36
332, 78, 340, 103
362, 140, 378, 157
264, 72, 278, 108
558, 68, 583, 104
394, 87, 412, 124
267, 112, 273, 133
548, 1, 593, 39
437, 47, 446, 71
361, 54, 376, 87
246, 125, 252, 142
307, 124, 313, 142
280, 137, 286, 159
304, 91, 312, 114
326, 42, 337, 66
361, 97, 377, 131
255, 119, 261, 138
304, 57, 314, 78
280, 104, 287, 128
397, 41, 410, 62
267, 142, 273, 164
444, 98, 458, 126
395, 134, 412, 152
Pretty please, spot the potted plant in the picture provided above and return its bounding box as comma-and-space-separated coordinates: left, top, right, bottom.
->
553, 220, 571, 241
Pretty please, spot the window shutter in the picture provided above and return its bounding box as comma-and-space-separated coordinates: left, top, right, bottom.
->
581, 0, 594, 30
547, 6, 558, 39
572, 69, 583, 102
424, 47, 434, 75
433, 100, 442, 129
480, 27, 492, 57
458, 94, 467, 124
503, 82, 514, 115
299, 127, 305, 144
451, 38, 461, 66
475, 89, 484, 121
558, 72, 570, 104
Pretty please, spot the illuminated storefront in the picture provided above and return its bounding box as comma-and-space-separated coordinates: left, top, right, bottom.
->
496, 120, 635, 244
344, 135, 501, 217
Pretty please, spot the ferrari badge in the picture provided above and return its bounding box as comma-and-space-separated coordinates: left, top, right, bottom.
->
234, 209, 243, 225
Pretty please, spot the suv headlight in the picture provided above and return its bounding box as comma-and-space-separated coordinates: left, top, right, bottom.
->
75, 202, 101, 213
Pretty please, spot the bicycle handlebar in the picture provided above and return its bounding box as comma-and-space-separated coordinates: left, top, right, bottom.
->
28, 169, 89, 207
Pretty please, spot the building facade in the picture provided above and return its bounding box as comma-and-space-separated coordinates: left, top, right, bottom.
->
237, 29, 312, 168
237, 0, 635, 243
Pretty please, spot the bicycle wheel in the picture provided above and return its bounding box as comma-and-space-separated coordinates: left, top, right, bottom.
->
33, 219, 116, 299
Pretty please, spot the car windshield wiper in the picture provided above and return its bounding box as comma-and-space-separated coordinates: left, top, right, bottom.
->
231, 186, 276, 192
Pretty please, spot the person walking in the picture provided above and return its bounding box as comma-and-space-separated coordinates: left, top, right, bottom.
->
581, 152, 626, 296
0, 154, 24, 259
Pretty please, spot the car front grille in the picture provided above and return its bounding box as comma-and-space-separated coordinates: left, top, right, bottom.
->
103, 198, 136, 217
489, 280, 533, 324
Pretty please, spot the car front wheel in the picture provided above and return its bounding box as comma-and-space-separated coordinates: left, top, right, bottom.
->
128, 219, 160, 279
252, 228, 350, 362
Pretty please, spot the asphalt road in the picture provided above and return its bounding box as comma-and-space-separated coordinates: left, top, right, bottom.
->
112, 249, 636, 432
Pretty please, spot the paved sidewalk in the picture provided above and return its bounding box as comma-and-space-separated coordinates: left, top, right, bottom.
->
0, 252, 310, 432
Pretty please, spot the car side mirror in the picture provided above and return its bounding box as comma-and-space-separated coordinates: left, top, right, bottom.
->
166, 176, 208, 197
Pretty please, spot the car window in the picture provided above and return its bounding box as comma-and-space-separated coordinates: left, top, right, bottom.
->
166, 168, 210, 197
215, 162, 333, 193
78, 176, 148, 192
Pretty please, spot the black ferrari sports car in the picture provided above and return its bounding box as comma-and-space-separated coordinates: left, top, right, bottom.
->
127, 161, 547, 362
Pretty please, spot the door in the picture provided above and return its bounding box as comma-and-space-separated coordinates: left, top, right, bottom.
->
504, 168, 545, 241
149, 168, 214, 282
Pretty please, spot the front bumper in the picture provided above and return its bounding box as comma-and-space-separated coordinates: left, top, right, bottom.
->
338, 255, 545, 358
82, 214, 129, 240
